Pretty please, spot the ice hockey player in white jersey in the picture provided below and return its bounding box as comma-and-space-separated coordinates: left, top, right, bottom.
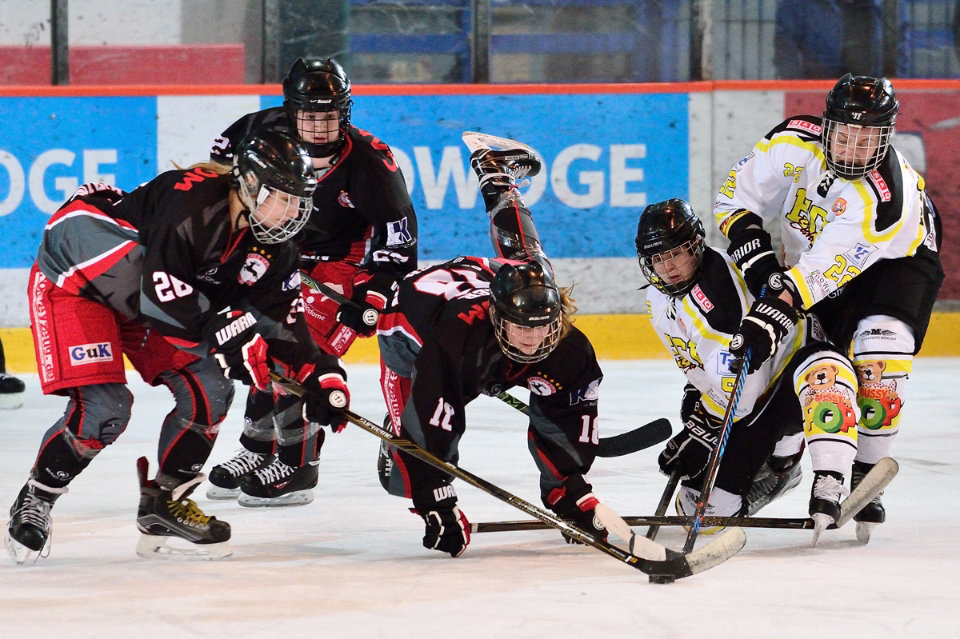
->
637, 198, 861, 537
715, 74, 943, 540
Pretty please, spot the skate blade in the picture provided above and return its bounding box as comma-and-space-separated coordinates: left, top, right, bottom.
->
205, 485, 241, 500
0, 393, 24, 410
136, 534, 232, 560
810, 513, 835, 547
4, 532, 41, 565
237, 489, 314, 508
855, 521, 876, 545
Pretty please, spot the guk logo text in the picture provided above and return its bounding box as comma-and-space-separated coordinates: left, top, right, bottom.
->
70, 342, 114, 365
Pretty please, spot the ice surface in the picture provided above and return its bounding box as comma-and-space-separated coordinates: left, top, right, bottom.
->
1, 359, 956, 637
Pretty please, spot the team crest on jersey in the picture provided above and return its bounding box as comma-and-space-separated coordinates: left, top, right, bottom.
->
868, 171, 891, 201
527, 376, 558, 396
831, 198, 847, 216
387, 217, 413, 246
691, 284, 713, 312
338, 191, 355, 209
238, 253, 270, 285
69, 342, 113, 365
569, 378, 601, 405
787, 119, 821, 135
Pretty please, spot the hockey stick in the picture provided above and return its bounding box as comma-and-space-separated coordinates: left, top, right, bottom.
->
645, 471, 681, 541
492, 391, 671, 457
471, 457, 897, 533
681, 350, 752, 557
299, 271, 379, 329
270, 372, 745, 580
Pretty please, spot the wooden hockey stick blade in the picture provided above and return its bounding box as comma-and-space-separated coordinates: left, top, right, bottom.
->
596, 418, 671, 457
300, 271, 379, 328
472, 461, 898, 534
835, 456, 898, 527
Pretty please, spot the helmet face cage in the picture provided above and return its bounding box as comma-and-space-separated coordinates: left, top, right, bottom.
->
282, 57, 353, 156
234, 131, 318, 244
488, 262, 563, 364
238, 175, 313, 244
638, 235, 704, 297
822, 74, 898, 179
635, 199, 705, 297
490, 307, 562, 364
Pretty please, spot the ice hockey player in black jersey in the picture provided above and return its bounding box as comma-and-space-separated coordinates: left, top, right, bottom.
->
715, 74, 944, 540
637, 198, 862, 541
5, 131, 349, 563
376, 134, 607, 557
206, 57, 418, 506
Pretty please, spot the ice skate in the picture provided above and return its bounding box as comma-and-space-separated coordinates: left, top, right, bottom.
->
5, 479, 67, 564
462, 131, 542, 211
0, 372, 25, 410
809, 470, 847, 546
135, 457, 231, 560
206, 449, 275, 499
675, 486, 744, 534
744, 453, 803, 516
238, 458, 318, 507
851, 460, 886, 544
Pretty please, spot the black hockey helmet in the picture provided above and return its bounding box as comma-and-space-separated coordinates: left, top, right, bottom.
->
635, 198, 705, 297
489, 260, 562, 363
282, 57, 353, 156
233, 129, 318, 244
822, 73, 898, 179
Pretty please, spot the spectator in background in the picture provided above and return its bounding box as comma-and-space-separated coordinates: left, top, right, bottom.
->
775, 0, 911, 79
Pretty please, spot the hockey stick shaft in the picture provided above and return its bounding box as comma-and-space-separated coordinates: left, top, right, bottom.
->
683, 351, 751, 553
299, 271, 379, 328
645, 471, 681, 541
270, 372, 744, 580
494, 391, 671, 457
472, 459, 898, 533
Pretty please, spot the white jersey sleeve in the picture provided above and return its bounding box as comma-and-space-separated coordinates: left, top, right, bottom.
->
715, 115, 930, 310
645, 248, 805, 423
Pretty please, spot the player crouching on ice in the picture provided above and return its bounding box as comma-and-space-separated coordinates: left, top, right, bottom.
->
636, 199, 861, 541
375, 136, 609, 557
5, 131, 349, 563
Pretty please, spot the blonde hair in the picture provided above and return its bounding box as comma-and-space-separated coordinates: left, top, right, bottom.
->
559, 285, 577, 337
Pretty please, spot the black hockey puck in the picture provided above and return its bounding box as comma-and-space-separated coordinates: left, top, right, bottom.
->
649, 574, 676, 585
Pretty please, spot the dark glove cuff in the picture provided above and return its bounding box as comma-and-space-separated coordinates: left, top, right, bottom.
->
412, 483, 457, 513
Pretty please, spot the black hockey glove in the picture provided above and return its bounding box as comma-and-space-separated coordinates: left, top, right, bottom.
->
300, 372, 350, 433
204, 309, 270, 390
730, 294, 798, 374
413, 484, 470, 558
658, 403, 723, 481
544, 474, 608, 544
335, 285, 386, 337
680, 383, 702, 424
726, 216, 783, 299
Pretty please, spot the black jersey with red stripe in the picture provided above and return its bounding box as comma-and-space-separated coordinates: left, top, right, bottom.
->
36, 172, 329, 373
213, 110, 418, 297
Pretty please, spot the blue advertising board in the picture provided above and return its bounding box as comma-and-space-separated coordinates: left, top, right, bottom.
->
0, 91, 687, 267
0, 96, 157, 268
